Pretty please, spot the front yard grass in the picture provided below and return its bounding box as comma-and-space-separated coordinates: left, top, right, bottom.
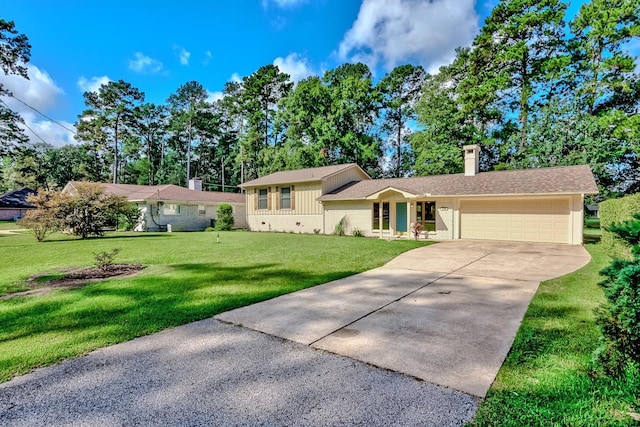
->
0, 229, 429, 383
471, 244, 639, 426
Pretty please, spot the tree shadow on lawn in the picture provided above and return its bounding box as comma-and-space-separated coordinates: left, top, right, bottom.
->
0, 262, 357, 378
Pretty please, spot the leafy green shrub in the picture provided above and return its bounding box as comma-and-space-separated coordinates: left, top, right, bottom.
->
118, 204, 142, 231
204, 227, 215, 232
333, 216, 347, 236
595, 213, 640, 376
17, 189, 69, 242
352, 228, 364, 237
93, 249, 121, 272
64, 182, 131, 239
600, 194, 640, 259
585, 217, 600, 229
215, 204, 234, 231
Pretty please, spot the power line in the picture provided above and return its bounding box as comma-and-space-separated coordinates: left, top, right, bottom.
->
4, 93, 76, 134
0, 98, 48, 144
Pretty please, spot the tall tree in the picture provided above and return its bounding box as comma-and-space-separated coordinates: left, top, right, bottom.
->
276, 75, 332, 170
377, 64, 426, 177
411, 48, 499, 176
75, 80, 145, 184
0, 18, 31, 155
570, 0, 640, 115
321, 63, 382, 176
166, 81, 210, 186
240, 65, 292, 179
130, 103, 168, 185
464, 0, 568, 158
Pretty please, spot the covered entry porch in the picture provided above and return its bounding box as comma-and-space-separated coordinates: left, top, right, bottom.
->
367, 188, 452, 240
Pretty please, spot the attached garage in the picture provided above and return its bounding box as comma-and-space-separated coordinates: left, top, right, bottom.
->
460, 198, 571, 244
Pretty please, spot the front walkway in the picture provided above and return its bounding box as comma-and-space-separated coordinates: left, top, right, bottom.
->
217, 240, 591, 397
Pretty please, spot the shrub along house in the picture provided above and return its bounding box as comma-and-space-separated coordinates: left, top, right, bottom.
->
241, 145, 599, 245
63, 179, 246, 231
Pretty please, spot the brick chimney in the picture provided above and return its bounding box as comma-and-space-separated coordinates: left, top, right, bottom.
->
463, 145, 480, 176
189, 178, 203, 191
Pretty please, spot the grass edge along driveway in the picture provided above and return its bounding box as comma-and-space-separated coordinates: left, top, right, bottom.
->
0, 229, 429, 383
470, 243, 639, 427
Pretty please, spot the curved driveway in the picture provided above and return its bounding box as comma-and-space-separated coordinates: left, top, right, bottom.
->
217, 240, 591, 397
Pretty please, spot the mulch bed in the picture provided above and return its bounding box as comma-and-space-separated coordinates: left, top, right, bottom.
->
2, 264, 145, 300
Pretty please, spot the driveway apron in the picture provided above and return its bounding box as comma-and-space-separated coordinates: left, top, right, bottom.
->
217, 240, 591, 397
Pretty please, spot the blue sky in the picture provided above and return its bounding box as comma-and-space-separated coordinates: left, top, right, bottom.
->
1, 0, 515, 147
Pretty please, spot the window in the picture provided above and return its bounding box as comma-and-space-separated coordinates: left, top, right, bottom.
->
280, 187, 291, 209
416, 201, 435, 231
163, 204, 181, 215
258, 188, 268, 210
372, 202, 390, 230
198, 205, 206, 215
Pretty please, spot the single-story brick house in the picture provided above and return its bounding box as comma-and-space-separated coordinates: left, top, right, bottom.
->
240, 145, 599, 245
0, 188, 35, 220
63, 179, 246, 231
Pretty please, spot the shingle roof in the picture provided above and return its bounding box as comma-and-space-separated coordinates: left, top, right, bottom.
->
66, 182, 244, 204
318, 165, 598, 201
0, 188, 35, 209
241, 163, 368, 187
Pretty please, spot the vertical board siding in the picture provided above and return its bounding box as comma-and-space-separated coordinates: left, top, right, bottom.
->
247, 183, 322, 216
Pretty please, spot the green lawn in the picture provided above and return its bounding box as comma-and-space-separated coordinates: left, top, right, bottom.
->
470, 244, 639, 426
0, 228, 428, 383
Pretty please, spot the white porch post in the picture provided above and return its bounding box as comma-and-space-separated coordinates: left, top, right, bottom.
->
378, 200, 383, 239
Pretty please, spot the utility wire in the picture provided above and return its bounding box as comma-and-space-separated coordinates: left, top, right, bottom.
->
4, 93, 76, 134
0, 98, 48, 144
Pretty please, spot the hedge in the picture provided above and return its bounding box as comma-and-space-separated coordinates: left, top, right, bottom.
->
600, 193, 640, 259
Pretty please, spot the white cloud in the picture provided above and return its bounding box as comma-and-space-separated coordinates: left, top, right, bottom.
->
273, 53, 316, 82
0, 64, 63, 112
174, 45, 191, 66
204, 50, 212, 65
206, 90, 224, 104
18, 111, 76, 147
338, 0, 479, 72
0, 64, 76, 147
128, 52, 163, 74
230, 72, 242, 83
77, 75, 110, 93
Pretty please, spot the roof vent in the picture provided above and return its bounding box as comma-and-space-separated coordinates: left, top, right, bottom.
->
463, 145, 480, 176
189, 178, 203, 191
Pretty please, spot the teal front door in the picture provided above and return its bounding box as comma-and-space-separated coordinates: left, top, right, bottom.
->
396, 202, 407, 232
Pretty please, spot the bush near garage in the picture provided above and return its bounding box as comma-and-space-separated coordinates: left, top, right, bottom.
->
595, 213, 640, 377
600, 193, 640, 260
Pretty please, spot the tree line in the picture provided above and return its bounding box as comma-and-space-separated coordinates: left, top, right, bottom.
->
1, 0, 639, 199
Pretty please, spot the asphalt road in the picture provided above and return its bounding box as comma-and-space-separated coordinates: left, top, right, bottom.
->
0, 318, 477, 426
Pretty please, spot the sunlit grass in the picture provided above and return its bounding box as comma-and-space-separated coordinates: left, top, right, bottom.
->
0, 230, 429, 382
470, 244, 639, 426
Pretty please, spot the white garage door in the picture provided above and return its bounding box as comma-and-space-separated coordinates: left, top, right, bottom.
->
460, 198, 571, 243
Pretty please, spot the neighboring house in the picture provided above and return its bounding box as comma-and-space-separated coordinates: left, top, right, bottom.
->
241, 145, 599, 245
586, 204, 599, 218
0, 188, 35, 220
63, 179, 246, 231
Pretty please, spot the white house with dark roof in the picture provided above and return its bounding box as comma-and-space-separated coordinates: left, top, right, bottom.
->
63, 179, 246, 232
241, 145, 599, 244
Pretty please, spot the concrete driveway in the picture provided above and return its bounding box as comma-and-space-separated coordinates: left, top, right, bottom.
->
217, 240, 591, 397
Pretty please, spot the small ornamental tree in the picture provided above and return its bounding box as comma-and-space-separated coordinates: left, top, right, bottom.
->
17, 189, 69, 241
63, 182, 131, 238
595, 213, 640, 376
215, 203, 234, 231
